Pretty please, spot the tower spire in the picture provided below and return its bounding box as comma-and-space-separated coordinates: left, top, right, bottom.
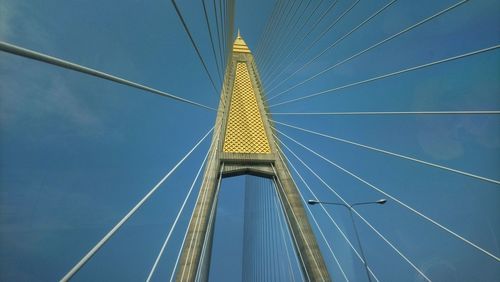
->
233, 29, 251, 53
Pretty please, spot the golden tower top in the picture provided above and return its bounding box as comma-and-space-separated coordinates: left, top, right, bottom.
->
232, 30, 251, 53
223, 30, 271, 154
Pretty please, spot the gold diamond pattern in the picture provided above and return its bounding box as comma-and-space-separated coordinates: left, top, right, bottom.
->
223, 62, 271, 154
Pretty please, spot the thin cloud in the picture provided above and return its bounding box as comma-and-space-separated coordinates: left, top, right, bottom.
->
0, 0, 14, 39
0, 0, 104, 139
1, 60, 103, 138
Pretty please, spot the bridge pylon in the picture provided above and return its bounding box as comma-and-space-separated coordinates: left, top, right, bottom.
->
175, 31, 331, 281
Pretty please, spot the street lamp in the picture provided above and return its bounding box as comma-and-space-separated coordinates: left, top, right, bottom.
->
307, 199, 386, 207
307, 198, 387, 282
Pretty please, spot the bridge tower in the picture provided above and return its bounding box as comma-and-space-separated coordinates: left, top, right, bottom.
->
175, 31, 330, 281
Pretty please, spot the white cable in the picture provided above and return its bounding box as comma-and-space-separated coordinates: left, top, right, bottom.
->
266, 0, 399, 101
277, 149, 349, 281
273, 161, 330, 281
272, 185, 297, 281
270, 111, 500, 115
275, 128, 500, 262
271, 166, 311, 282
275, 135, 431, 281
261, 0, 329, 86
60, 126, 214, 282
273, 120, 500, 185
277, 143, 380, 282
178, 121, 223, 281
262, 0, 339, 89
266, 0, 469, 100
264, 177, 272, 281
270, 44, 500, 108
146, 146, 211, 282
265, 0, 361, 91
195, 164, 224, 281
168, 148, 213, 282
0, 41, 216, 111
171, 121, 222, 281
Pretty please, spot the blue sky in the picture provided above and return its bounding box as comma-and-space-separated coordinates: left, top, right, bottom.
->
1, 0, 499, 281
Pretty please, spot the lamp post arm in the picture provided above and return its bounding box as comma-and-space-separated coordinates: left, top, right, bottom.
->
315, 201, 350, 209
351, 202, 380, 208
310, 199, 386, 209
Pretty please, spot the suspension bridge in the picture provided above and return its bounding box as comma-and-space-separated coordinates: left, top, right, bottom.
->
0, 0, 499, 281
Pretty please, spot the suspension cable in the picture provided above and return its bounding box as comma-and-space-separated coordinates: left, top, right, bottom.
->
201, 0, 223, 82
171, 120, 223, 281
267, 0, 470, 99
179, 121, 224, 280
274, 120, 500, 185
265, 0, 360, 92
258, 0, 297, 62
261, 0, 311, 79
0, 41, 216, 111
255, 0, 286, 59
225, 0, 235, 67
60, 126, 214, 281
259, 178, 265, 281
272, 183, 297, 281
171, 0, 220, 96
271, 165, 312, 281
270, 44, 500, 108
260, 0, 304, 74
264, 0, 339, 89
195, 164, 224, 281
256, 0, 289, 62
219, 0, 226, 65
242, 177, 250, 280
276, 136, 431, 281
267, 0, 399, 99
262, 0, 325, 86
145, 145, 211, 282
275, 128, 500, 262
169, 152, 212, 282
263, 0, 324, 84
271, 110, 500, 115
277, 144, 380, 282
275, 148, 350, 281
273, 159, 336, 281
265, 178, 273, 280
212, 0, 224, 71
262, 0, 314, 84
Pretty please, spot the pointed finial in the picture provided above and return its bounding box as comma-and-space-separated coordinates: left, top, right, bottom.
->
233, 29, 251, 53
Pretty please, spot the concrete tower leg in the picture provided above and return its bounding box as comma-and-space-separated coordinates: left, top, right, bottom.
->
175, 152, 221, 282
